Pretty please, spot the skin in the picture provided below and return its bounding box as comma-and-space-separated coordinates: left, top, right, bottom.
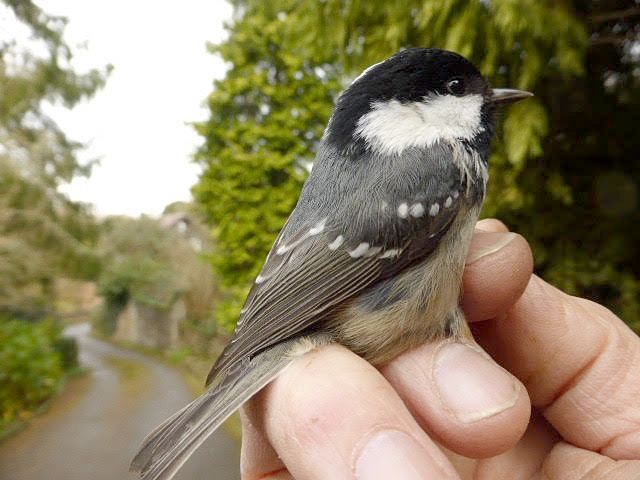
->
239, 218, 640, 480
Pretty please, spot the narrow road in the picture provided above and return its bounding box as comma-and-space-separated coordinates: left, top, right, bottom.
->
0, 323, 240, 480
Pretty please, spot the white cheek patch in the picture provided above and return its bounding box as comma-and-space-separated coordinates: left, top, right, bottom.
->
355, 94, 485, 156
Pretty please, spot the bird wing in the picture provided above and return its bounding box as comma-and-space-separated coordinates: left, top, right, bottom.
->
207, 180, 464, 385
131, 144, 470, 480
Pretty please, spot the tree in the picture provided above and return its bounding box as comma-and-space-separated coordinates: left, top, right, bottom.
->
192, 2, 341, 328
194, 0, 640, 331
0, 160, 99, 316
0, 0, 109, 185
0, 0, 109, 317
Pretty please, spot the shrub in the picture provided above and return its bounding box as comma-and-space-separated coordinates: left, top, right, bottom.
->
53, 336, 79, 371
0, 318, 64, 429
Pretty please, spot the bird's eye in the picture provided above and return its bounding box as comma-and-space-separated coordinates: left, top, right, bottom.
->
446, 77, 465, 96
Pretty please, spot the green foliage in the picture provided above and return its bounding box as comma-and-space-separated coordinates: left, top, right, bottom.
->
192, 3, 341, 328
195, 0, 640, 331
0, 317, 64, 429
52, 335, 78, 371
91, 292, 128, 337
0, 160, 100, 317
0, 0, 110, 187
0, 1, 107, 318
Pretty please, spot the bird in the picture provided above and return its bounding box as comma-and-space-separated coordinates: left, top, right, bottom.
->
130, 47, 532, 480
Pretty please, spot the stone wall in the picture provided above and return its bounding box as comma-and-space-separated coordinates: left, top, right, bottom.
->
113, 298, 186, 350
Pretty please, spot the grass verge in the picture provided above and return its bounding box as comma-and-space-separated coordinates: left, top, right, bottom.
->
0, 366, 88, 443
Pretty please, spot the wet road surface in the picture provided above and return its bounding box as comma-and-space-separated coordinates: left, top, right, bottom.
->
0, 323, 240, 480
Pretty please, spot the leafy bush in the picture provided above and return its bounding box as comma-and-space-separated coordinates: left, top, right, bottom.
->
0, 318, 64, 429
91, 296, 128, 337
53, 336, 79, 371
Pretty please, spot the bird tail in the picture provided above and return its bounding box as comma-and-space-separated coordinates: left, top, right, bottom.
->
129, 338, 302, 480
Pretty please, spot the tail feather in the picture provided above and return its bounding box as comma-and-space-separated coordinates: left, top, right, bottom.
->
130, 339, 299, 480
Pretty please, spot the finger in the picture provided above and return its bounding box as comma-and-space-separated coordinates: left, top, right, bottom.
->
474, 275, 640, 459
250, 344, 460, 480
540, 442, 640, 479
443, 413, 559, 479
463, 230, 534, 322
381, 339, 531, 459
240, 407, 290, 480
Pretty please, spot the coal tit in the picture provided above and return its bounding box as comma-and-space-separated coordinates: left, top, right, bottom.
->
131, 48, 532, 480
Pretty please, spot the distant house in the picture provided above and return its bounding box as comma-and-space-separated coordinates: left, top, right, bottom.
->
159, 211, 209, 253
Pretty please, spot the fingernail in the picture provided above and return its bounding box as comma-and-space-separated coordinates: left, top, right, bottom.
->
466, 232, 517, 264
355, 430, 453, 480
433, 343, 518, 423
475, 218, 506, 232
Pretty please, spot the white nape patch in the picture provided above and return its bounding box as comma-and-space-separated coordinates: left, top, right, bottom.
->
277, 218, 327, 254
379, 248, 401, 259
397, 203, 409, 218
429, 203, 440, 216
350, 60, 385, 85
444, 196, 453, 208
328, 235, 344, 250
349, 242, 370, 258
355, 94, 484, 156
409, 203, 425, 217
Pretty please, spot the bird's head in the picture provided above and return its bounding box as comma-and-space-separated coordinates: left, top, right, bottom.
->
325, 48, 532, 157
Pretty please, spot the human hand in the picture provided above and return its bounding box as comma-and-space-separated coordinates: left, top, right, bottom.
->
239, 219, 640, 479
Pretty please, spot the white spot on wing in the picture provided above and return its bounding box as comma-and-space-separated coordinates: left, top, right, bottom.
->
355, 94, 484, 156
444, 196, 453, 208
409, 203, 425, 217
364, 246, 382, 257
397, 203, 409, 218
254, 265, 281, 284
308, 219, 326, 235
349, 242, 370, 258
379, 248, 401, 259
277, 218, 327, 254
328, 235, 344, 250
453, 190, 460, 199
429, 203, 440, 216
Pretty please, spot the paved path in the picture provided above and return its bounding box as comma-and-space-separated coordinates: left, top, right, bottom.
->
0, 323, 240, 480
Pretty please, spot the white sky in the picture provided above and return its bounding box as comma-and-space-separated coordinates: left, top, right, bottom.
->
36, 0, 233, 217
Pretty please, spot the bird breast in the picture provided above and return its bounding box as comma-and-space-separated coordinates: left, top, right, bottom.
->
328, 205, 479, 366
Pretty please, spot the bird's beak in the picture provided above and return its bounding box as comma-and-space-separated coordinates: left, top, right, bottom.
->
490, 88, 534, 104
